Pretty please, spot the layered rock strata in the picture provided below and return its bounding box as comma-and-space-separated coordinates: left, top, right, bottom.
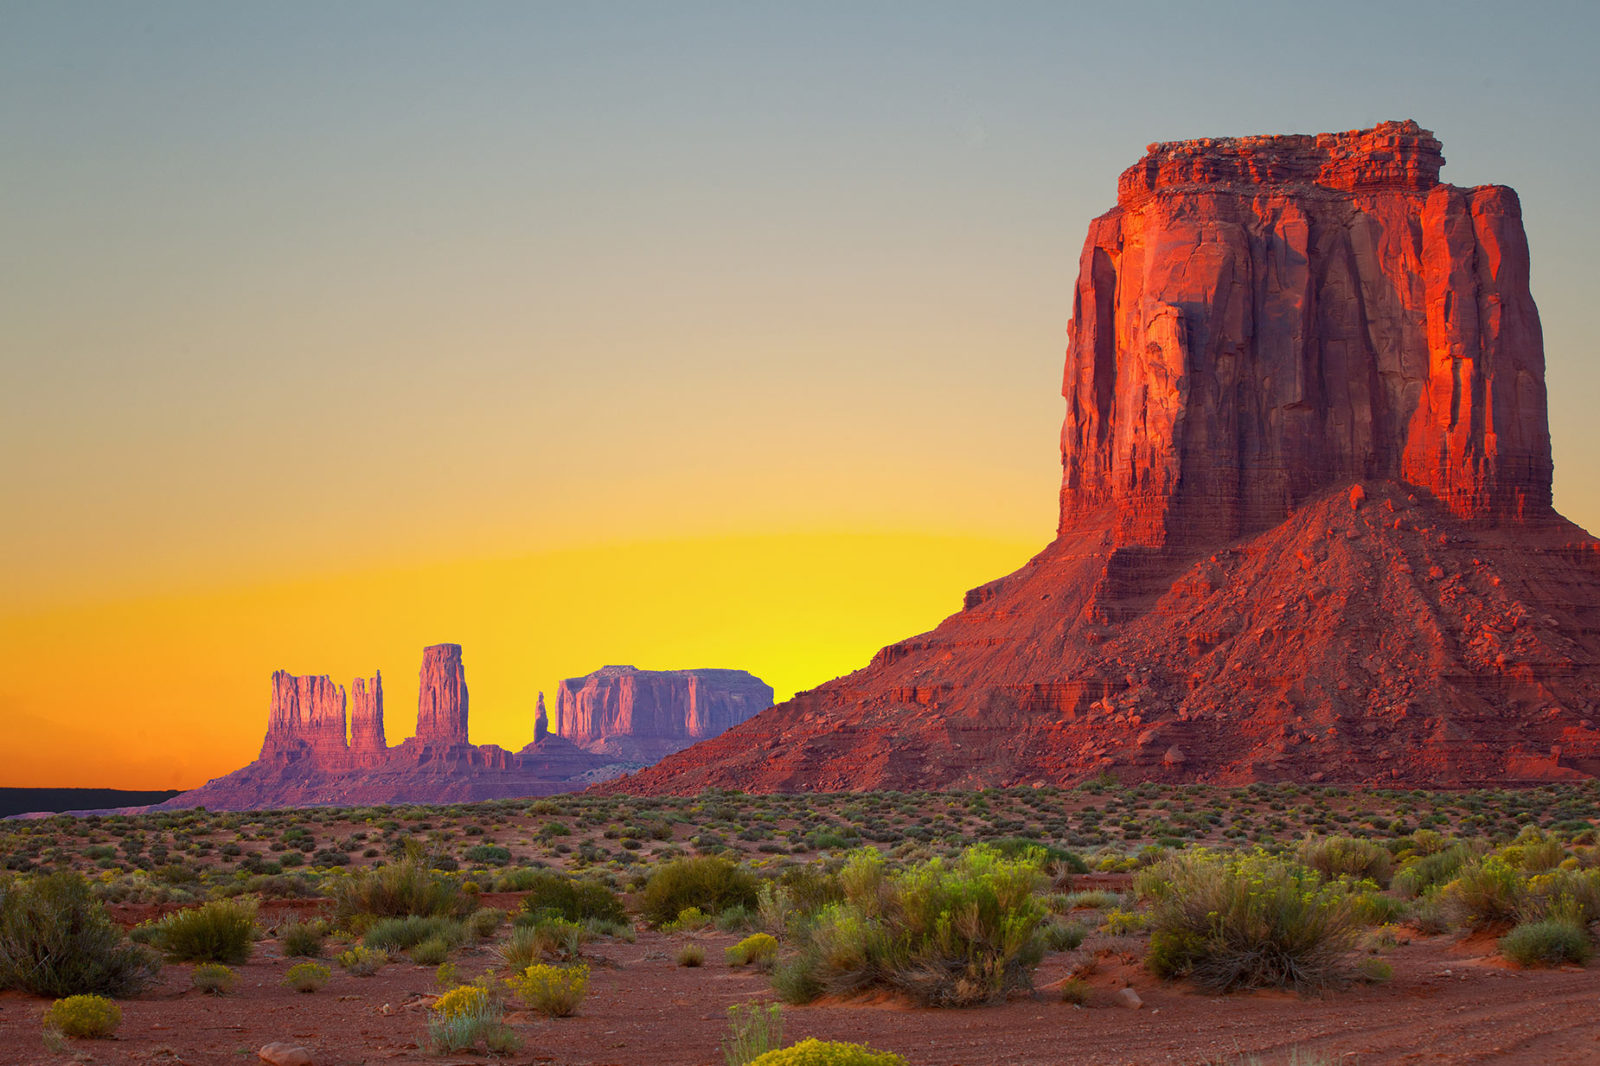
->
602, 121, 1600, 793
554, 666, 773, 761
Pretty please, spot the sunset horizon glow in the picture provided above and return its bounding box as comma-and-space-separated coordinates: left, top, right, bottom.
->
5, 3, 1599, 790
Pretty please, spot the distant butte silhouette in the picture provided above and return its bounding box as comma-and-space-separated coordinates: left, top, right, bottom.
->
602, 121, 1600, 793
155, 647, 772, 809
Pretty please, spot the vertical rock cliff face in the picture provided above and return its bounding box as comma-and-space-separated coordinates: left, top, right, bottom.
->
350, 672, 386, 759
599, 121, 1600, 794
415, 644, 469, 747
260, 672, 347, 762
554, 666, 774, 759
1059, 121, 1551, 548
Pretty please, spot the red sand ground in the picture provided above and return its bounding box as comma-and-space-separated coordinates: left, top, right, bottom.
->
3, 916, 1597, 1066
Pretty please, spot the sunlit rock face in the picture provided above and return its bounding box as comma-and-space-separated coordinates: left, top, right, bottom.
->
1059, 120, 1551, 548
260, 672, 348, 764
554, 665, 774, 761
415, 643, 469, 747
601, 122, 1600, 794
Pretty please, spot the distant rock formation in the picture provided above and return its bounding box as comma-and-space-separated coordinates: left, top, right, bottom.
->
416, 644, 469, 747
155, 647, 772, 810
261, 672, 348, 763
350, 673, 386, 760
554, 665, 773, 761
601, 121, 1600, 794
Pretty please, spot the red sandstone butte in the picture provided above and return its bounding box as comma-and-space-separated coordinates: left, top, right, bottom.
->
414, 643, 469, 747
554, 665, 774, 762
602, 121, 1600, 794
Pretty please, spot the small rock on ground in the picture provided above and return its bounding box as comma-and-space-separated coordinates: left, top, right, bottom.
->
259, 1043, 314, 1066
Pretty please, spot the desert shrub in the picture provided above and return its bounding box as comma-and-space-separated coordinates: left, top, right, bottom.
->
1341, 881, 1407, 926
411, 936, 452, 965
1356, 957, 1394, 983
677, 942, 706, 967
1058, 976, 1091, 1005
641, 857, 759, 926
1142, 849, 1359, 993
662, 906, 712, 933
1499, 918, 1593, 966
1392, 843, 1473, 898
1039, 919, 1087, 952
362, 915, 466, 953
151, 898, 257, 963
726, 933, 780, 967
0, 873, 161, 997
1057, 889, 1121, 912
776, 846, 1046, 1007
518, 871, 627, 925
468, 906, 504, 939
1518, 867, 1600, 924
43, 994, 121, 1038
1297, 836, 1394, 887
747, 1038, 906, 1066
337, 945, 388, 976
1501, 832, 1567, 873
1444, 856, 1523, 930
463, 844, 512, 866
190, 962, 236, 995
332, 857, 469, 921
433, 983, 489, 1019
1099, 907, 1148, 935
505, 962, 588, 1017
717, 904, 759, 932
279, 918, 326, 957
723, 1003, 784, 1066
497, 926, 541, 971
429, 984, 520, 1054
1407, 892, 1452, 935
282, 962, 331, 992
510, 916, 586, 962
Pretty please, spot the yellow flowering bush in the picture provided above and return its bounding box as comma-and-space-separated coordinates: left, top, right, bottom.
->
432, 984, 489, 1019
726, 932, 780, 966
748, 1038, 906, 1066
505, 962, 588, 1017
44, 995, 121, 1038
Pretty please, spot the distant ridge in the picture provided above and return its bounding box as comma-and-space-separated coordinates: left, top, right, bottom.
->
0, 787, 182, 819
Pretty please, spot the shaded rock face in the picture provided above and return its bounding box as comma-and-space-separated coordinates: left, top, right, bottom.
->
554, 666, 773, 759
601, 122, 1600, 794
1060, 120, 1550, 549
416, 644, 469, 746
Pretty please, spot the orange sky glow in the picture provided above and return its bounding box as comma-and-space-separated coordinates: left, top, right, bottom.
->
4, 6, 1598, 789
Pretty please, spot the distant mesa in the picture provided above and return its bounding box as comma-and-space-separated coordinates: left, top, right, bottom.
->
601, 120, 1600, 793
553, 664, 775, 762
155, 646, 771, 810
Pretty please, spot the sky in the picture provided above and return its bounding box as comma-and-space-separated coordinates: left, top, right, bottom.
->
3, 1, 1598, 788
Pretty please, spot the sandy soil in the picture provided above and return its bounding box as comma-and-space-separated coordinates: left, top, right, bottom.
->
2, 920, 1597, 1066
